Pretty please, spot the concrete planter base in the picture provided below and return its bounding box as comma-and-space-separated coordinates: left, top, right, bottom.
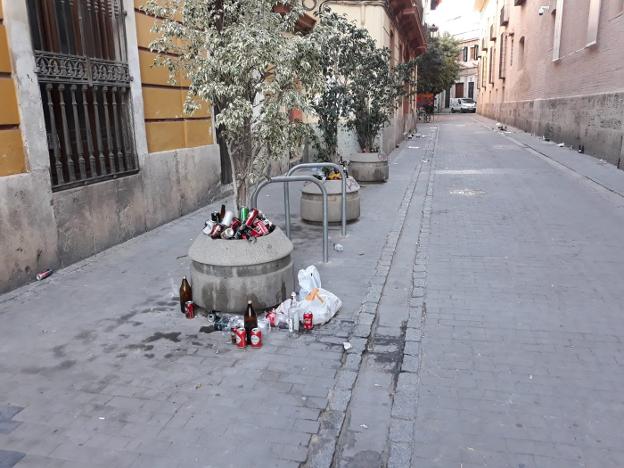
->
348, 152, 389, 182
300, 177, 360, 224
188, 227, 294, 314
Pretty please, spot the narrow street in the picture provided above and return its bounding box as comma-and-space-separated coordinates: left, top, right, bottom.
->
2, 114, 624, 468
410, 115, 624, 468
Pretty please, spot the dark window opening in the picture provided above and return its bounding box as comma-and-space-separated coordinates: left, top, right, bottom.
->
27, 0, 137, 192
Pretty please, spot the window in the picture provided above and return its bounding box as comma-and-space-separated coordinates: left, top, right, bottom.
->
510, 35, 514, 66
489, 46, 495, 84
27, 0, 138, 191
471, 45, 479, 60
518, 36, 525, 68
499, 34, 507, 79
462, 47, 468, 62
586, 0, 601, 46
615, 0, 624, 15
468, 82, 475, 99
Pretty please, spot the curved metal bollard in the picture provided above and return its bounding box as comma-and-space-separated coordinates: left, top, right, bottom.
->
284, 163, 347, 238
252, 175, 329, 263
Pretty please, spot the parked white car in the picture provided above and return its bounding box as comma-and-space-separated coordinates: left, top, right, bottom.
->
450, 98, 477, 113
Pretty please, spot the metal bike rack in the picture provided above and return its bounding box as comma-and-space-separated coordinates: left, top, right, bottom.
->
284, 163, 347, 238
252, 175, 329, 263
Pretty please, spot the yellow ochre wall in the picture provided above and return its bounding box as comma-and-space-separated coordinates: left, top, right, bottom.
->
134, 1, 214, 153
0, 1, 26, 176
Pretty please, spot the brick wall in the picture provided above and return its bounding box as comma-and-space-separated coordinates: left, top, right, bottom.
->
477, 0, 624, 166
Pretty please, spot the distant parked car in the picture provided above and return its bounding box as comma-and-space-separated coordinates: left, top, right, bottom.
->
450, 98, 477, 113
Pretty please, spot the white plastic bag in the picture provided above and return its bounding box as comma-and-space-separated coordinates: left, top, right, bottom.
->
300, 288, 342, 325
298, 265, 321, 299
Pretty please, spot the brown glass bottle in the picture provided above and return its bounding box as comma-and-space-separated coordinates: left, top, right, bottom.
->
179, 277, 192, 313
244, 300, 258, 343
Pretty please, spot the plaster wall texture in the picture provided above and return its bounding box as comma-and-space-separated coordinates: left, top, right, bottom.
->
477, 0, 624, 166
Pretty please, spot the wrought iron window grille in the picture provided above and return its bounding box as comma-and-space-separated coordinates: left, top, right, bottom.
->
27, 0, 138, 191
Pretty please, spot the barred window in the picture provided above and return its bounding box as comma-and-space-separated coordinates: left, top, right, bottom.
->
27, 0, 138, 191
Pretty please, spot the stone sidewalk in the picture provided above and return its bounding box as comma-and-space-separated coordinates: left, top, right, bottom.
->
0, 133, 431, 467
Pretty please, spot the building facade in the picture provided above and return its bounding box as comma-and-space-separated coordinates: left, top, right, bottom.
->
0, 0, 222, 293
322, 0, 427, 155
475, 0, 624, 167
436, 37, 479, 111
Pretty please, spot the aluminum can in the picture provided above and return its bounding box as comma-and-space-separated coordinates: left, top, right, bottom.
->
230, 326, 238, 345
253, 219, 269, 235
36, 269, 53, 281
250, 328, 262, 348
210, 224, 223, 239
185, 301, 195, 319
203, 220, 216, 235
221, 210, 234, 227
240, 207, 249, 222
303, 312, 313, 330
244, 209, 259, 228
221, 227, 235, 239
231, 218, 242, 232
235, 327, 247, 348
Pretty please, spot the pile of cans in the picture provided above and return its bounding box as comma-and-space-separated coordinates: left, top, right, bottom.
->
203, 205, 275, 240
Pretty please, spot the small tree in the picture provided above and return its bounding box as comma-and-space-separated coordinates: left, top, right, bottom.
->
311, 12, 417, 156
143, 0, 323, 210
348, 50, 418, 153
416, 33, 461, 97
309, 12, 372, 162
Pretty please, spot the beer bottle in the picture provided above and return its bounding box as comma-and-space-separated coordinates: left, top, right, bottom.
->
179, 277, 192, 313
219, 204, 226, 222
244, 300, 258, 343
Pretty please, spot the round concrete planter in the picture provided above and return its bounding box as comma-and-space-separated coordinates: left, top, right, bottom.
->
348, 152, 389, 182
300, 177, 360, 223
188, 227, 294, 314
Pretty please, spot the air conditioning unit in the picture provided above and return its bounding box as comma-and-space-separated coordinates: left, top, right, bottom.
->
500, 6, 509, 25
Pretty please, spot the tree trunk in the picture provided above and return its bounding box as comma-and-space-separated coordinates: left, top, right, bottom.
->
226, 120, 253, 211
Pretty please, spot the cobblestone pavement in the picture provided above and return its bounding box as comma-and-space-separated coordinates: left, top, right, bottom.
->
3, 114, 624, 468
408, 115, 624, 468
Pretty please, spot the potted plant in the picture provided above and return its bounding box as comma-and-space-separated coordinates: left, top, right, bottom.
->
347, 45, 417, 183
298, 12, 373, 224
143, 0, 323, 312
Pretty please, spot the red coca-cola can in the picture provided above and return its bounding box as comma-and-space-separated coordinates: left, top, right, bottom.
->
253, 219, 270, 235
303, 312, 313, 330
235, 327, 247, 348
250, 328, 262, 348
185, 301, 195, 319
245, 209, 259, 228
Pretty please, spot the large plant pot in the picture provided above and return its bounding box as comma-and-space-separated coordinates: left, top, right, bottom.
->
300, 177, 360, 224
189, 227, 294, 314
348, 152, 389, 182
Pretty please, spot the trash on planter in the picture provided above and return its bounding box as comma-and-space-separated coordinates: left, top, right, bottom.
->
202, 205, 275, 241
334, 243, 344, 252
